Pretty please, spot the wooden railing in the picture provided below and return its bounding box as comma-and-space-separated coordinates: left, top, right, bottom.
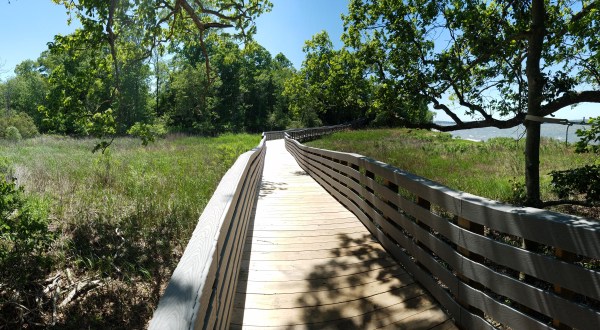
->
285, 134, 600, 330
149, 135, 266, 330
263, 124, 349, 141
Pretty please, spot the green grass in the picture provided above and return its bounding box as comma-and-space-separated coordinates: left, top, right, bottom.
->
307, 128, 597, 206
0, 133, 260, 329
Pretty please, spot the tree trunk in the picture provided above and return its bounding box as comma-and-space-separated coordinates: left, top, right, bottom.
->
524, 0, 545, 207
524, 121, 541, 206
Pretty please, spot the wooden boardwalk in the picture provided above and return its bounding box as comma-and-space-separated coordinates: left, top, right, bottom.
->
231, 140, 456, 329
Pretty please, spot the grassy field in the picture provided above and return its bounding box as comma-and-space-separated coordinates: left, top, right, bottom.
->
0, 133, 260, 329
307, 129, 598, 216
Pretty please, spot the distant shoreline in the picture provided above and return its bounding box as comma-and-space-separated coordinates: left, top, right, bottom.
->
431, 121, 590, 143
434, 120, 591, 126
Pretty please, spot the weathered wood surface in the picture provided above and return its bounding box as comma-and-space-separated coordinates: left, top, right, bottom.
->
149, 138, 266, 330
232, 140, 455, 329
286, 133, 600, 330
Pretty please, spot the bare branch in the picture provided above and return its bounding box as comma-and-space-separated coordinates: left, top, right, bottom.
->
429, 97, 464, 124
406, 112, 526, 131
540, 90, 600, 116
451, 83, 493, 120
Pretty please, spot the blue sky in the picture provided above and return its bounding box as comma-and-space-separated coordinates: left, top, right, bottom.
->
0, 0, 596, 121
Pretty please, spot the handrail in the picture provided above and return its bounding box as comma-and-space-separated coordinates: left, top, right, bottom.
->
285, 135, 600, 330
148, 125, 348, 329
149, 135, 266, 330
264, 124, 350, 141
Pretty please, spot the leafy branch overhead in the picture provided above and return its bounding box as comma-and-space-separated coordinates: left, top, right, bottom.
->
343, 0, 600, 131
40, 0, 272, 150
52, 0, 272, 83
343, 0, 600, 206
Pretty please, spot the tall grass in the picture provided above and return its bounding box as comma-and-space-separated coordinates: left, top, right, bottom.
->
307, 129, 597, 209
0, 133, 260, 328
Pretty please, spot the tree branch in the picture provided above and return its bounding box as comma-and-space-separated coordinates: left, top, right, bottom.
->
451, 83, 493, 120
430, 97, 464, 125
406, 112, 526, 131
551, 0, 600, 39
540, 90, 600, 117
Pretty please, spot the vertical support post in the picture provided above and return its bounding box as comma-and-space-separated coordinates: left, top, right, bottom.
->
414, 196, 432, 259
456, 217, 485, 318
415, 197, 431, 232
365, 170, 375, 194
350, 164, 360, 192
383, 179, 399, 212
552, 248, 576, 329
520, 239, 542, 281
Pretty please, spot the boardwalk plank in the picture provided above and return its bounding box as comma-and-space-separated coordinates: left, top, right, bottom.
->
233, 140, 456, 329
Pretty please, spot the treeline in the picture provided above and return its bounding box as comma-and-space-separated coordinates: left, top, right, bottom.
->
0, 26, 433, 140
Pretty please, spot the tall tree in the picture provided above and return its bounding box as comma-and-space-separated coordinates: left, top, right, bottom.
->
285, 31, 371, 127
344, 0, 600, 207
53, 0, 272, 83
1, 60, 48, 126
45, 0, 272, 136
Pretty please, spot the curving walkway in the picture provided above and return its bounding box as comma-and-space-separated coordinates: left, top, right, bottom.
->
231, 140, 456, 329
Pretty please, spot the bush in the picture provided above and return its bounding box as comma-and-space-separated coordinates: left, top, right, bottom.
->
1, 177, 53, 285
127, 118, 168, 146
0, 112, 39, 139
4, 126, 22, 141
550, 165, 600, 202
575, 116, 600, 153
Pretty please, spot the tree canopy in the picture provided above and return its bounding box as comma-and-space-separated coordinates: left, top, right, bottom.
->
2, 0, 600, 207
343, 0, 600, 206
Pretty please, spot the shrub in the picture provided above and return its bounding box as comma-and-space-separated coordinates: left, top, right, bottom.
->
1, 177, 53, 285
550, 165, 600, 202
575, 116, 600, 153
127, 118, 168, 146
5, 126, 22, 141
0, 112, 39, 139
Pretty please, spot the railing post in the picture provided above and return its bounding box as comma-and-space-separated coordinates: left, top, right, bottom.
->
456, 217, 485, 318
383, 179, 399, 212
552, 248, 576, 329
365, 170, 375, 195
412, 196, 438, 284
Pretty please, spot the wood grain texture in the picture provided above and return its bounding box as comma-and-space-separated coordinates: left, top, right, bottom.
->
286, 137, 600, 330
233, 140, 455, 329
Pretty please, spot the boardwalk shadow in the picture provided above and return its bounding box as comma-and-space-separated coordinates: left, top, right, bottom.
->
285, 233, 446, 329
292, 170, 310, 176
259, 180, 288, 198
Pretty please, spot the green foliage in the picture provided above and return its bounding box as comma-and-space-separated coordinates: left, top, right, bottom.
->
0, 134, 260, 327
343, 0, 599, 120
551, 165, 600, 202
508, 178, 527, 206
0, 168, 53, 289
0, 60, 48, 127
575, 116, 600, 153
0, 112, 39, 139
127, 119, 168, 146
308, 129, 596, 205
284, 31, 371, 127
38, 30, 115, 135
4, 126, 21, 142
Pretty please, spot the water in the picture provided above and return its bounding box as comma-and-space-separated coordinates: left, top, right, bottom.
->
435, 122, 590, 143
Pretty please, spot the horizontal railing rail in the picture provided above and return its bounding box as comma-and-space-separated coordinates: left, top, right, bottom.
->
149, 135, 266, 330
264, 124, 350, 141
285, 135, 600, 330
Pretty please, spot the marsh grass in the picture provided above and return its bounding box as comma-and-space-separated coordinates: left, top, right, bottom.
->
0, 133, 259, 328
307, 128, 597, 209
